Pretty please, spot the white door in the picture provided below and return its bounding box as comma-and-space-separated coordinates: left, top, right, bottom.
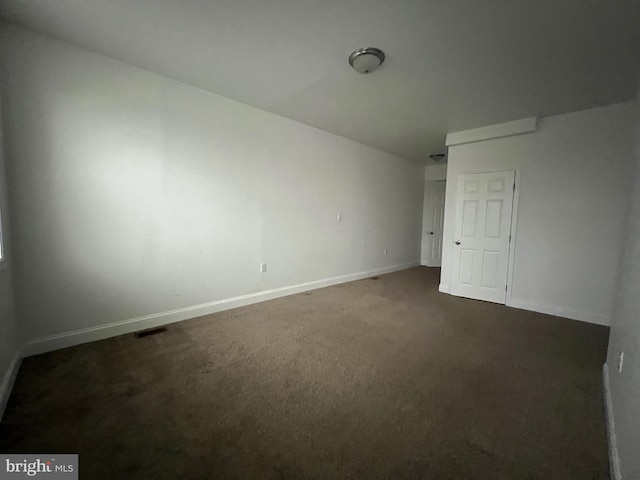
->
421, 181, 446, 266
451, 170, 515, 304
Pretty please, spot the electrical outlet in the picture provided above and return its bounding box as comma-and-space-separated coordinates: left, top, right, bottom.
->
337, 213, 342, 222
384, 248, 388, 256
618, 351, 624, 373
260, 263, 267, 273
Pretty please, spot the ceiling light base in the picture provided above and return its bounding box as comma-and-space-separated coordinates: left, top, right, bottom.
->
348, 48, 385, 74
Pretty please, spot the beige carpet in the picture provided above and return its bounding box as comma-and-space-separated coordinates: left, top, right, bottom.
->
0, 267, 609, 479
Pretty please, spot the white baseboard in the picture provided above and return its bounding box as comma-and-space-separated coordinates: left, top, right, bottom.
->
21, 262, 419, 357
438, 284, 450, 294
603, 363, 622, 480
0, 349, 22, 422
506, 298, 610, 326
421, 259, 442, 268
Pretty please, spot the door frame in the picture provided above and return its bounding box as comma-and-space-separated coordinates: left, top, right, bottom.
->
449, 168, 521, 305
504, 169, 521, 307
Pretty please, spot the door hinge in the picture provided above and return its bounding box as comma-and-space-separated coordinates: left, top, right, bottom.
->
505, 284, 508, 292
513, 183, 516, 191
509, 234, 512, 242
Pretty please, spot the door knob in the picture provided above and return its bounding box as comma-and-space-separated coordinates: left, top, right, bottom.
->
455, 241, 461, 245
428, 231, 434, 235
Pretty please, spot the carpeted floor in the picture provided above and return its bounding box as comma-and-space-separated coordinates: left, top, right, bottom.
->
0, 267, 610, 479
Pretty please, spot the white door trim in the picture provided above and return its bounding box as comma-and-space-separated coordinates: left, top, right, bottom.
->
504, 169, 520, 307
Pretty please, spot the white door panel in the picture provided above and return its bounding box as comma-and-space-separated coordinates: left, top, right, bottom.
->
451, 171, 515, 304
421, 181, 446, 267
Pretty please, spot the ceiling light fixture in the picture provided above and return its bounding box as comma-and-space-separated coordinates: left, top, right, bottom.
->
348, 47, 385, 74
430, 154, 445, 162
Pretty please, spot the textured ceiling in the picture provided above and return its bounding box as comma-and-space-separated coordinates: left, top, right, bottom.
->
1, 0, 639, 163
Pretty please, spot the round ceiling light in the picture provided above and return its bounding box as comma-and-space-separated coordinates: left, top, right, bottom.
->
348, 47, 385, 74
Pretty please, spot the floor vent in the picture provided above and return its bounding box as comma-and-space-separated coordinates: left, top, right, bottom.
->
134, 327, 167, 339
370, 276, 381, 280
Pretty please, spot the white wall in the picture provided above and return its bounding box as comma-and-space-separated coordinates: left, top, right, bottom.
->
0, 87, 20, 416
441, 102, 637, 325
0, 26, 424, 350
425, 164, 447, 181
605, 83, 640, 480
